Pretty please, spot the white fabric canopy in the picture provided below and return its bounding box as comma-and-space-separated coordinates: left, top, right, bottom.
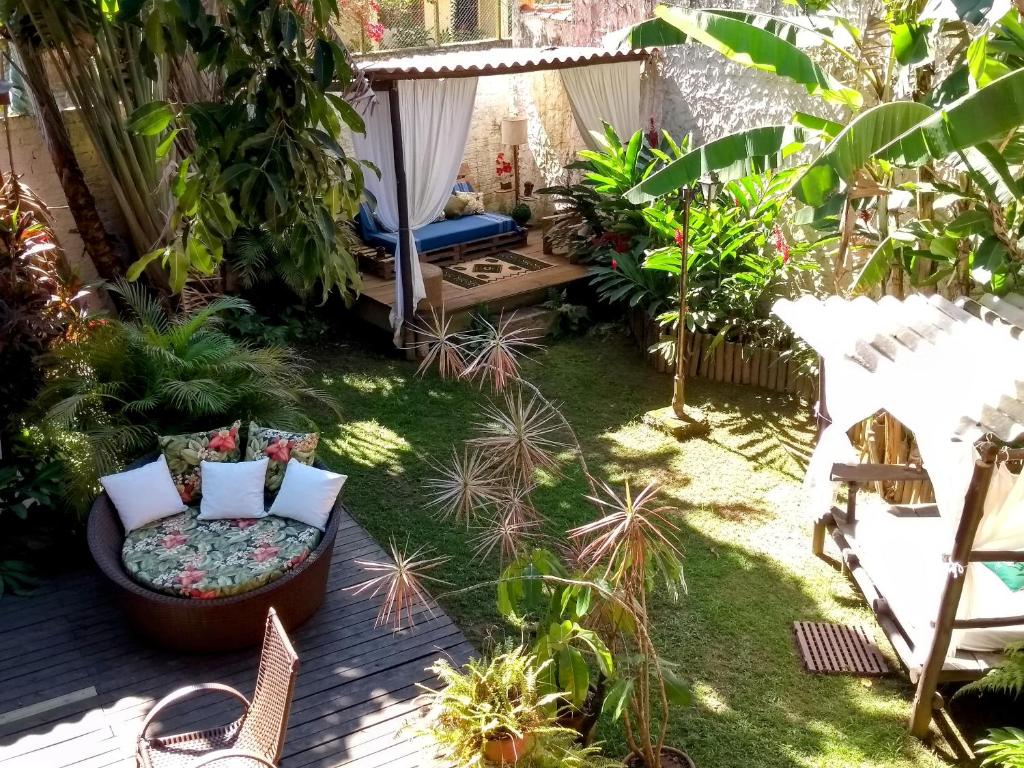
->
560, 60, 643, 150
774, 293, 1024, 655
352, 77, 478, 340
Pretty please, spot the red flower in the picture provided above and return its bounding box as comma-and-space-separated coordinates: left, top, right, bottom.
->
208, 424, 238, 453
674, 229, 685, 248
288, 551, 310, 568
366, 22, 385, 43
177, 478, 196, 504
611, 259, 619, 270
162, 533, 188, 550
264, 438, 292, 463
179, 567, 206, 589
858, 209, 872, 223
646, 116, 659, 148
253, 544, 280, 563
772, 224, 791, 264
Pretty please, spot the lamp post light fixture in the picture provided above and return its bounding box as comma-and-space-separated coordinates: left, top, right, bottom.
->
645, 171, 721, 440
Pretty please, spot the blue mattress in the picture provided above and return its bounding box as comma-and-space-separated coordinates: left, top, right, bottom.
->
363, 213, 520, 254
357, 182, 522, 255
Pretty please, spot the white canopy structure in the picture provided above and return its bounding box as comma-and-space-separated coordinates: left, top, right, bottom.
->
774, 292, 1024, 739
353, 47, 651, 342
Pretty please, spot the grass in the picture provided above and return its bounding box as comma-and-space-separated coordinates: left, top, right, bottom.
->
313, 328, 950, 768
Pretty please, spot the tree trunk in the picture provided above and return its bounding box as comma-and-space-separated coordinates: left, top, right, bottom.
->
10, 34, 124, 281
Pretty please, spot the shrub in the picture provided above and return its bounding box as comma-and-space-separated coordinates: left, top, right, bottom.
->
38, 280, 337, 505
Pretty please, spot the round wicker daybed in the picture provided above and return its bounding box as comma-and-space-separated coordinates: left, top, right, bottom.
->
87, 456, 343, 653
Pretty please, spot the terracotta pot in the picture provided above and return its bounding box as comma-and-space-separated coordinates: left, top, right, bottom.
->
483, 732, 535, 764
623, 746, 696, 768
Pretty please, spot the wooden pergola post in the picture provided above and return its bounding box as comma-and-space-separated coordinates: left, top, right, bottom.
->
908, 441, 997, 737
387, 83, 415, 353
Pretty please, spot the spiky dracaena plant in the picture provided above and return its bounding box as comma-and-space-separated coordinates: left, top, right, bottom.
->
470, 389, 569, 487
347, 540, 450, 630
471, 508, 541, 564
38, 279, 336, 503
463, 313, 542, 392
409, 309, 468, 380
424, 448, 499, 526
568, 481, 690, 768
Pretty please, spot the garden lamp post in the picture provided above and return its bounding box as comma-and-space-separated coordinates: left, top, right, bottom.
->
671, 172, 722, 419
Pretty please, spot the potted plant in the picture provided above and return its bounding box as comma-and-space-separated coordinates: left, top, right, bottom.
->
511, 203, 532, 226
498, 549, 614, 745
417, 642, 615, 767
569, 481, 695, 768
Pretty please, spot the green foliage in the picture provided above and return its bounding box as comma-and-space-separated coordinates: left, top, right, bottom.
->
541, 290, 590, 338
417, 642, 616, 768
222, 303, 330, 347
959, 641, 1024, 698
511, 203, 533, 225
977, 728, 1024, 767
497, 549, 613, 709
38, 279, 337, 502
623, 2, 1024, 298
124, 0, 366, 300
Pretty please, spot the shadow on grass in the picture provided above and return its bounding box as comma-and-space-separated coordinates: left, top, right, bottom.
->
311, 332, 954, 768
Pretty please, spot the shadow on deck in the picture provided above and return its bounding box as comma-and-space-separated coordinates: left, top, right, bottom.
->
0, 510, 471, 768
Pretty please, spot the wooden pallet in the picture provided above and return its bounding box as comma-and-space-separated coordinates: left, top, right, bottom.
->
794, 621, 890, 676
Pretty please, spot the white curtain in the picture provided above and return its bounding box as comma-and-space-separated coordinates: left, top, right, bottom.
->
352, 77, 478, 340
560, 61, 643, 150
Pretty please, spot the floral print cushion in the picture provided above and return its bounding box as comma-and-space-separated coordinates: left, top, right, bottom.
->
159, 422, 242, 504
245, 423, 319, 493
122, 508, 323, 599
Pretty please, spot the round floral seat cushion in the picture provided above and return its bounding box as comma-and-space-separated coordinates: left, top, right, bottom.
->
122, 509, 323, 599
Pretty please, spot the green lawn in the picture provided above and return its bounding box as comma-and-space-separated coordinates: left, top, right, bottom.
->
313, 330, 948, 768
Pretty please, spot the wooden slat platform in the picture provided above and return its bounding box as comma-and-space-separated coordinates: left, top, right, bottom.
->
355, 239, 589, 330
0, 510, 472, 768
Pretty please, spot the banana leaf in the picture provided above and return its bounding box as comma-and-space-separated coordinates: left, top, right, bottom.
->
631, 6, 862, 108
625, 125, 808, 204
878, 68, 1024, 165
794, 101, 935, 206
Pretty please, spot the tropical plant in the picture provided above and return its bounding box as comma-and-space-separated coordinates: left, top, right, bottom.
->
623, 3, 1024, 298
957, 641, 1024, 766
123, 0, 367, 299
568, 481, 691, 768
347, 539, 449, 628
38, 279, 335, 501
3, 0, 172, 283
416, 642, 616, 768
498, 549, 614, 713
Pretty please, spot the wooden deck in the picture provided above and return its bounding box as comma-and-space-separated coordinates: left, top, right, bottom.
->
0, 509, 472, 768
355, 238, 589, 330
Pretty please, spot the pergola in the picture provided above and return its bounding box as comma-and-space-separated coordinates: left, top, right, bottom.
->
355, 46, 652, 341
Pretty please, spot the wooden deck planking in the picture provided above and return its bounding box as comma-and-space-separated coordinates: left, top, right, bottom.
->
357, 239, 589, 320
0, 508, 472, 768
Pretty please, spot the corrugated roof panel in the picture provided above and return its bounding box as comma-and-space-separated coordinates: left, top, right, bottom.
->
359, 46, 651, 82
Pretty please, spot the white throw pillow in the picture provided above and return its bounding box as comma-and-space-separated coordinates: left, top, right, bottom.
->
100, 455, 188, 532
198, 458, 269, 520
269, 459, 346, 531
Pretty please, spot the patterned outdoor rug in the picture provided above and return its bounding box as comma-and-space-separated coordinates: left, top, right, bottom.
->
442, 251, 551, 288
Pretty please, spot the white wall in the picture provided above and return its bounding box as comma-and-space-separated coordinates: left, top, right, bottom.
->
3, 109, 129, 285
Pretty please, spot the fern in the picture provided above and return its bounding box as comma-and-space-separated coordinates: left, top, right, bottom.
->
960, 642, 1024, 698
38, 279, 338, 508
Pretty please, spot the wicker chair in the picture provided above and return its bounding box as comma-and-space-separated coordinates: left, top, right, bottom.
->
88, 455, 344, 653
137, 608, 299, 768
